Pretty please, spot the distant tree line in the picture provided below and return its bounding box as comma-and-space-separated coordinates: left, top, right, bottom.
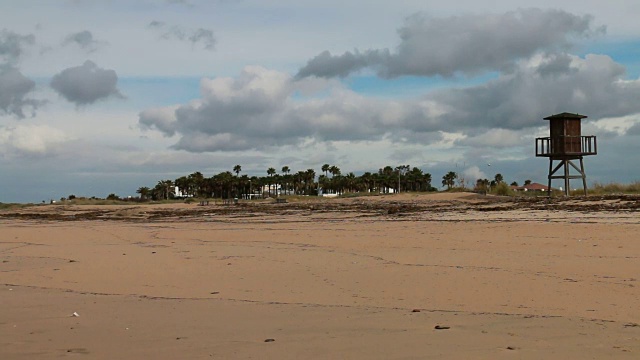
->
57, 166, 527, 202
134, 164, 438, 200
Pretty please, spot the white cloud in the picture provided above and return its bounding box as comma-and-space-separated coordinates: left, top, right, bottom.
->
462, 166, 487, 182
0, 124, 71, 157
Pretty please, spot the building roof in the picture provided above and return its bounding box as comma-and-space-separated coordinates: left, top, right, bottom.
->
543, 112, 588, 120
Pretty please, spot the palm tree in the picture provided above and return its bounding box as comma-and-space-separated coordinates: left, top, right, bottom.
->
335, 175, 344, 195
281, 166, 290, 195
267, 167, 276, 196
188, 171, 204, 197
305, 168, 316, 195
248, 175, 258, 198
318, 174, 329, 194
155, 180, 175, 200
475, 178, 490, 193
322, 164, 330, 178
174, 176, 189, 197
329, 165, 340, 178
379, 166, 394, 193
344, 172, 357, 193
395, 164, 410, 193
361, 172, 373, 193
212, 171, 235, 199
191, 175, 203, 196
408, 167, 423, 191
232, 165, 242, 197
273, 174, 282, 196
442, 172, 457, 190
136, 186, 151, 200
422, 172, 433, 191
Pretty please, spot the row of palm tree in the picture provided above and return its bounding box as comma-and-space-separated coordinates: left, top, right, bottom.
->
136, 163, 437, 200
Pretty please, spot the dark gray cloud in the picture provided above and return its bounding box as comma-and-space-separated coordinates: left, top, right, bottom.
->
297, 8, 601, 79
148, 20, 165, 28
50, 60, 124, 105
295, 50, 375, 79
430, 53, 640, 131
63, 30, 105, 52
148, 21, 216, 50
535, 53, 575, 77
139, 107, 178, 136
0, 29, 35, 65
0, 67, 43, 118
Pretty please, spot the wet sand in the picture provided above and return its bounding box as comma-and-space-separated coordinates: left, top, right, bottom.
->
1, 193, 639, 359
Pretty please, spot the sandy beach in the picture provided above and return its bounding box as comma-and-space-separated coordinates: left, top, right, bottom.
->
1, 193, 639, 359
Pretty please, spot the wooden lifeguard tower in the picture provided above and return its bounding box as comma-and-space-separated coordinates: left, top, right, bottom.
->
535, 112, 597, 196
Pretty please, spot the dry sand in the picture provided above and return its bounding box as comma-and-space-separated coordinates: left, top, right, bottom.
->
1, 193, 639, 359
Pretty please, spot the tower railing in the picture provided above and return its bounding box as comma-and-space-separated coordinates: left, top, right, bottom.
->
535, 135, 597, 157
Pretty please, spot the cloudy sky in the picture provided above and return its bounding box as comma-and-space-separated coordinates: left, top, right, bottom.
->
1, 0, 640, 202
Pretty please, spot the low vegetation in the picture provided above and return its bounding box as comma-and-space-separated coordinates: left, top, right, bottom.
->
492, 182, 514, 196
588, 181, 640, 195
0, 203, 28, 210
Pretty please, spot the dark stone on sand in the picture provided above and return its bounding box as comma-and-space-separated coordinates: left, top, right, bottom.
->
412, 309, 421, 312
69, 260, 76, 263
506, 346, 517, 350
434, 325, 450, 330
264, 338, 275, 342
152, 251, 156, 254
210, 291, 220, 294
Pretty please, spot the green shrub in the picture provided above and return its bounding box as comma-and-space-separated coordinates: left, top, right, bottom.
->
493, 182, 513, 196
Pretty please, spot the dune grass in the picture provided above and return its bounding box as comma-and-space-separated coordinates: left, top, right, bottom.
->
0, 203, 30, 210
588, 181, 640, 195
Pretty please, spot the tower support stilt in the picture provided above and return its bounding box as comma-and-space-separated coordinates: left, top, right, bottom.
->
546, 156, 587, 197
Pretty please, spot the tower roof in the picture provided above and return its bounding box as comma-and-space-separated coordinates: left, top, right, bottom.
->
543, 112, 588, 120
